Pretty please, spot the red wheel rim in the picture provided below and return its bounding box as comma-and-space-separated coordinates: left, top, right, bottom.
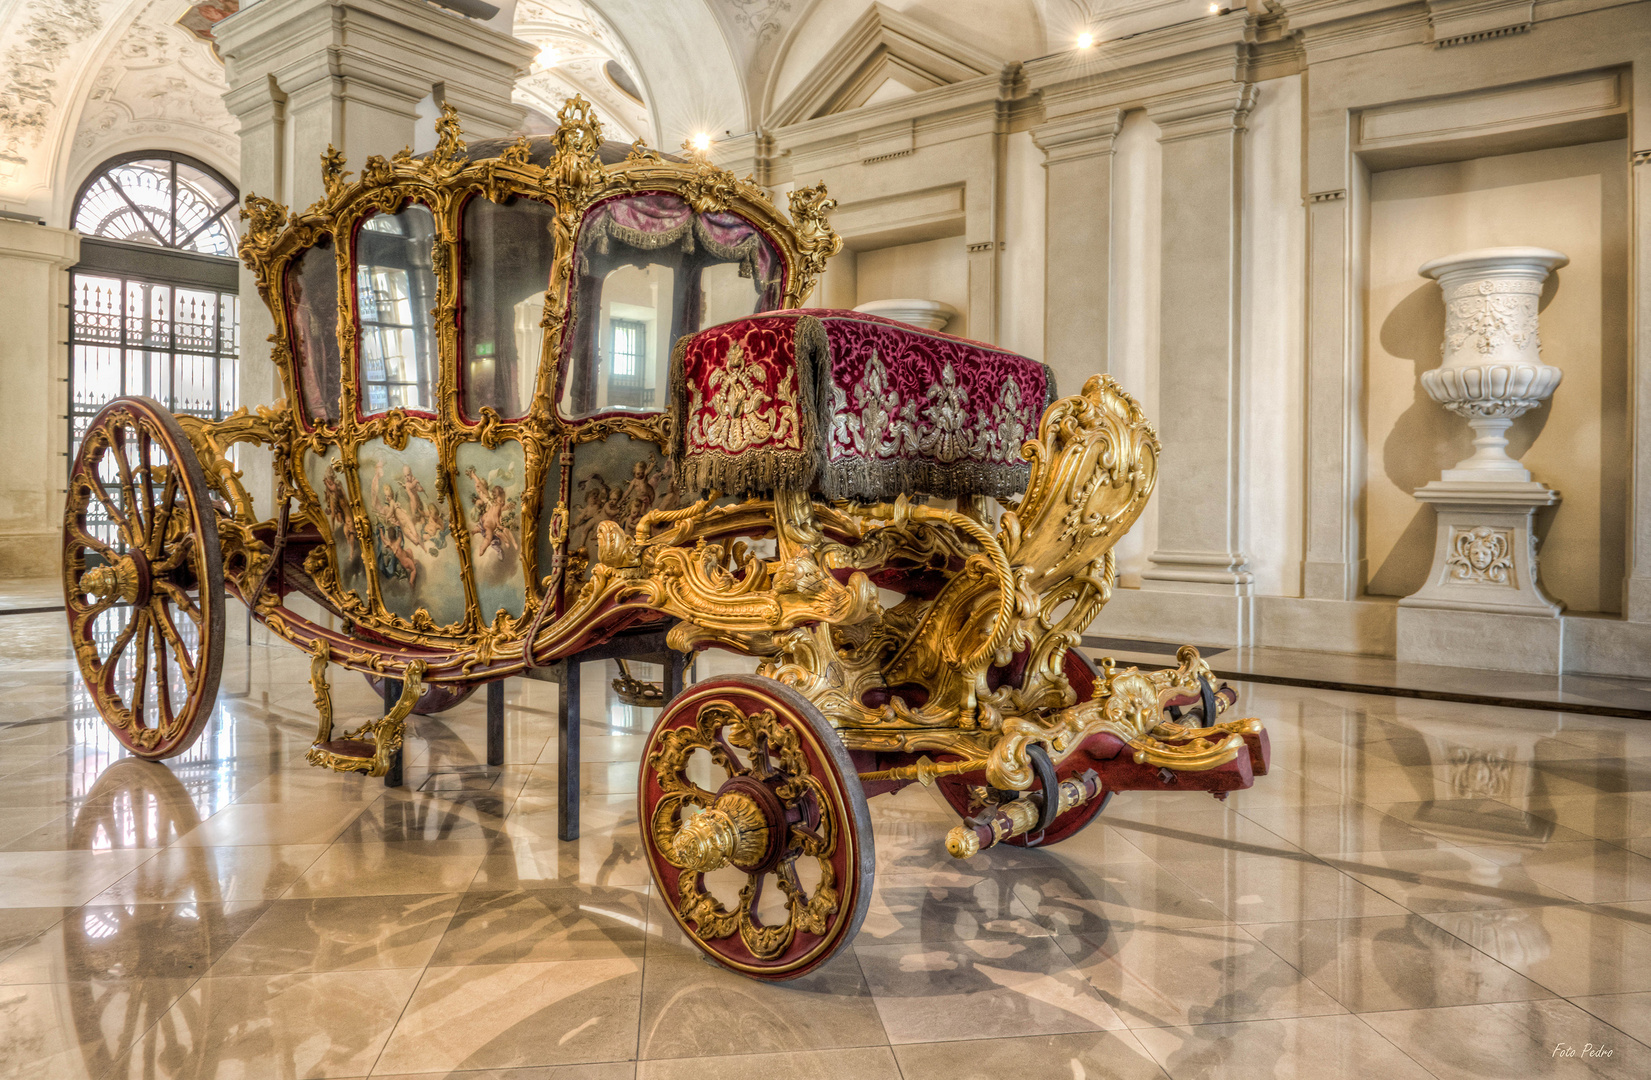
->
63, 398, 224, 759
639, 674, 873, 980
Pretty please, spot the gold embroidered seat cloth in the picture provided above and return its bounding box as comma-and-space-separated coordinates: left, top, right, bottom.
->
669, 309, 1055, 500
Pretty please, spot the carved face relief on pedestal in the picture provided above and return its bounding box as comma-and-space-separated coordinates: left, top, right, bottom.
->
1445, 526, 1514, 586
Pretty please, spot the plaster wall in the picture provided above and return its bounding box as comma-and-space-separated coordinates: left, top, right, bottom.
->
853, 235, 971, 336
1363, 139, 1630, 614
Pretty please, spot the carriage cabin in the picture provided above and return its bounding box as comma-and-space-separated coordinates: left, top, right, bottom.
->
263, 123, 806, 641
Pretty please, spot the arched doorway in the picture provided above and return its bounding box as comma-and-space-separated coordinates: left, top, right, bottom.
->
67, 152, 242, 545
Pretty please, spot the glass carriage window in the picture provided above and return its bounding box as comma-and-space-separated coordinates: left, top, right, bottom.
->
355, 204, 438, 414
459, 195, 558, 420
285, 238, 343, 426
68, 152, 241, 481
559, 192, 783, 420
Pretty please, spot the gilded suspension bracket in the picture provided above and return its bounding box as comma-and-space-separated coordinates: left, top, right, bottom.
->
305, 656, 428, 778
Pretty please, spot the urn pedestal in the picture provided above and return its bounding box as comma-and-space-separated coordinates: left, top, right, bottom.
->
1396, 247, 1568, 672
852, 299, 958, 332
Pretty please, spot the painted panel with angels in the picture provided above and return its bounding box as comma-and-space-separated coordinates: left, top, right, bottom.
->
303, 445, 371, 608
356, 437, 467, 627
565, 434, 680, 586
456, 440, 527, 621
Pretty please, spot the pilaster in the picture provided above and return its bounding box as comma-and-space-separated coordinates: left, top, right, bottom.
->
1630, 146, 1651, 621
1030, 108, 1123, 387
214, 0, 533, 517
1137, 82, 1257, 642
0, 222, 79, 577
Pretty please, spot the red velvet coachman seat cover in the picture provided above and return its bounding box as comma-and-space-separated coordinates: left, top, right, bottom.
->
669, 309, 1056, 500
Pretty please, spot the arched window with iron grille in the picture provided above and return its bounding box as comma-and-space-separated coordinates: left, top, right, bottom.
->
68, 152, 242, 470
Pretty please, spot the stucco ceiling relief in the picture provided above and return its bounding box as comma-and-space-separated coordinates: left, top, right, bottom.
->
513, 0, 652, 144
0, 0, 117, 190
68, 0, 238, 185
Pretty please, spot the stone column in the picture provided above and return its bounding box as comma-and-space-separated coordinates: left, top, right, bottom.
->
1031, 107, 1121, 390
1136, 83, 1256, 644
1301, 182, 1361, 602
0, 222, 78, 577
214, 0, 533, 515
1629, 147, 1651, 622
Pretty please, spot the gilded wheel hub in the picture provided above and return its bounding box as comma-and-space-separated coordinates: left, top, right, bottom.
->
669, 775, 786, 873
79, 553, 144, 605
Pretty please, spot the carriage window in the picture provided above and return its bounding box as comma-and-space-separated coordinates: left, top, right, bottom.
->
355, 204, 438, 414
560, 193, 783, 420
285, 237, 342, 426
459, 194, 558, 420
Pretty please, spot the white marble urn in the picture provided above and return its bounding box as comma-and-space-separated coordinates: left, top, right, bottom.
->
852, 298, 957, 331
1398, 247, 1568, 660
1418, 247, 1567, 481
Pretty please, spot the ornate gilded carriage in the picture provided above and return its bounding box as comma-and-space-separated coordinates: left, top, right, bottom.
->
62, 98, 1270, 980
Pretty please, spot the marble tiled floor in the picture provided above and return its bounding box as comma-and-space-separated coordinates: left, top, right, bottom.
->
2, 609, 1651, 1079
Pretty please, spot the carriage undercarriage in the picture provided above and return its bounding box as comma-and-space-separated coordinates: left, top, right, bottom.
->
62, 98, 1270, 980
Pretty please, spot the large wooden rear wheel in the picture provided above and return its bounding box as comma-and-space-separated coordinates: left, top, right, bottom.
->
63, 397, 225, 759
640, 674, 873, 980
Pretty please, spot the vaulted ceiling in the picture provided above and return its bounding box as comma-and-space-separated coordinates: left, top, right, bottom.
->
0, 0, 1186, 222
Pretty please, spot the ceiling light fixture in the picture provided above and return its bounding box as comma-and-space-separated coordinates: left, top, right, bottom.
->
536, 44, 559, 68
690, 133, 713, 152
1076, 30, 1096, 48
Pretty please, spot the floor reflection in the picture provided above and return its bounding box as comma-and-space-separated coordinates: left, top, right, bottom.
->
0, 613, 1649, 1077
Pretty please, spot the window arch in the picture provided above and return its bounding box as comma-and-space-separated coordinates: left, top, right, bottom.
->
71, 151, 240, 257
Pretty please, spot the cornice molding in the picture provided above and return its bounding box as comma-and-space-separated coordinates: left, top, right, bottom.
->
1030, 109, 1125, 163
1148, 82, 1260, 142
1025, 17, 1251, 115
1426, 0, 1535, 46
771, 68, 1020, 153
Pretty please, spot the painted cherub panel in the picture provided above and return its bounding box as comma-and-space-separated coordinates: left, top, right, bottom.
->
456, 440, 527, 620
566, 433, 680, 586
356, 438, 467, 626
302, 445, 371, 609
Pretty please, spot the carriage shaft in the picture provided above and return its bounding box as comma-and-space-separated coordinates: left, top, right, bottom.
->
945, 769, 1103, 859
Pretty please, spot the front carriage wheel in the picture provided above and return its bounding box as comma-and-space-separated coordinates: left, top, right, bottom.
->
63, 397, 225, 759
639, 674, 874, 980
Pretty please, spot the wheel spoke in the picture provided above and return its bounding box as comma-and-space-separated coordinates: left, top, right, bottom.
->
111, 427, 143, 542
154, 632, 176, 730
150, 598, 198, 685
68, 523, 119, 562
151, 530, 195, 576
102, 607, 144, 670
138, 432, 157, 551
67, 591, 118, 621
129, 614, 151, 726
86, 467, 136, 541
146, 466, 179, 559
153, 579, 203, 624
